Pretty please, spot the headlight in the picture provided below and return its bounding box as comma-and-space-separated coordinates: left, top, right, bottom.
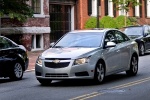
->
74, 57, 89, 65
36, 57, 42, 66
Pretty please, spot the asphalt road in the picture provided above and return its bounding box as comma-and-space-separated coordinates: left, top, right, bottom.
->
0, 53, 150, 100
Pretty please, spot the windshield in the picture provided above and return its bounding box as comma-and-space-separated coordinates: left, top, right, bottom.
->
124, 27, 143, 36
54, 32, 103, 48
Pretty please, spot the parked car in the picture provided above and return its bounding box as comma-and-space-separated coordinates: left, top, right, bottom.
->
0, 36, 29, 80
123, 25, 150, 56
35, 29, 139, 85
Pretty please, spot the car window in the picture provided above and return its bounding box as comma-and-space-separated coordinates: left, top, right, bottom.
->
124, 27, 143, 36
104, 31, 116, 44
54, 32, 104, 48
0, 37, 15, 49
114, 31, 129, 43
145, 26, 150, 35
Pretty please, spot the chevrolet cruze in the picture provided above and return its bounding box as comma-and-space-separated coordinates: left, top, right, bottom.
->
35, 29, 139, 85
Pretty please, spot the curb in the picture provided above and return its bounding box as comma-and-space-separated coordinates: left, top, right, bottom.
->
25, 69, 35, 72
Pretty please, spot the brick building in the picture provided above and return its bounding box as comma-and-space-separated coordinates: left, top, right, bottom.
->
1, 0, 50, 51
0, 0, 150, 51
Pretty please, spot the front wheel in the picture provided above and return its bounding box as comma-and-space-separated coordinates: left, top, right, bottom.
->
94, 62, 105, 84
126, 56, 138, 76
9, 62, 23, 80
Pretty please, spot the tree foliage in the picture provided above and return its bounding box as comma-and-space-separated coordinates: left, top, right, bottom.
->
115, 15, 132, 29
0, 0, 33, 22
111, 0, 140, 13
100, 16, 117, 28
84, 17, 98, 29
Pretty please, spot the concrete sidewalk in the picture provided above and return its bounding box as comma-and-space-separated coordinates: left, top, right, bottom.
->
27, 50, 43, 71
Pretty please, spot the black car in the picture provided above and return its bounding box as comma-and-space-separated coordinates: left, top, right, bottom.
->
123, 25, 150, 56
0, 36, 29, 80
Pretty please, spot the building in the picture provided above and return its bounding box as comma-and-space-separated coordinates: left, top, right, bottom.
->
1, 0, 150, 51
1, 0, 50, 51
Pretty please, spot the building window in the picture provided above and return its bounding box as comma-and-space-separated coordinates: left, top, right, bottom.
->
139, 0, 142, 17
87, 0, 92, 16
113, 3, 116, 17
31, 34, 43, 51
32, 0, 41, 14
135, 0, 140, 17
146, 0, 150, 17
104, 0, 109, 16
108, 1, 113, 17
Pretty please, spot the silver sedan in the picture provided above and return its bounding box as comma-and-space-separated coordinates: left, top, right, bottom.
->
35, 29, 139, 85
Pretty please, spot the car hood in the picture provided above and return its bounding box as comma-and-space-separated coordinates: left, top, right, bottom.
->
41, 48, 98, 59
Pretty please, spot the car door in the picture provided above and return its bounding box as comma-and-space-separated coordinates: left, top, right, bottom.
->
0, 37, 9, 74
103, 30, 121, 73
143, 25, 150, 50
114, 30, 131, 70
0, 37, 15, 73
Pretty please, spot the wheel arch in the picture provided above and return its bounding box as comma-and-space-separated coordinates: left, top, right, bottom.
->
95, 59, 106, 74
132, 52, 139, 62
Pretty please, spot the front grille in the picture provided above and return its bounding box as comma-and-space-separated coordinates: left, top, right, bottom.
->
44, 62, 70, 68
45, 73, 69, 77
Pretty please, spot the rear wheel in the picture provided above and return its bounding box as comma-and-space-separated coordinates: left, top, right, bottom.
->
126, 56, 138, 76
9, 62, 23, 80
139, 43, 145, 56
38, 79, 52, 86
94, 62, 105, 83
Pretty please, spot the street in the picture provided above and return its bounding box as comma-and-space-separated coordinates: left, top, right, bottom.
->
0, 53, 150, 100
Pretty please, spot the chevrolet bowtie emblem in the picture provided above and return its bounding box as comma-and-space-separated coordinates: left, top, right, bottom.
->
52, 59, 60, 63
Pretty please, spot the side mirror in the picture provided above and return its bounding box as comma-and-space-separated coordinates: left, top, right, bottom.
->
105, 42, 116, 48
50, 42, 55, 47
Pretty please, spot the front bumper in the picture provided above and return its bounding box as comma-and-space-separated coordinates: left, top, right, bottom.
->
35, 60, 95, 80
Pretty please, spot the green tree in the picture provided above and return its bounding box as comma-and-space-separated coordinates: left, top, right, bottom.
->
111, 0, 141, 26
0, 0, 33, 22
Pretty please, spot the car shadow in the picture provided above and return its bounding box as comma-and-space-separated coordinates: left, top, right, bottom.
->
0, 77, 28, 84
144, 51, 150, 56
0, 77, 12, 83
39, 73, 133, 87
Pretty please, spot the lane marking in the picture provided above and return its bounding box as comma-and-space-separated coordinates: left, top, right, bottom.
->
70, 77, 150, 100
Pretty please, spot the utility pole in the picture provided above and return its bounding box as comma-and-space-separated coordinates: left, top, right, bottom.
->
97, 0, 100, 28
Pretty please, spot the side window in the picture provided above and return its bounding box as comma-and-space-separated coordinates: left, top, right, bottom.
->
0, 37, 14, 49
145, 26, 150, 35
114, 31, 129, 43
104, 31, 116, 44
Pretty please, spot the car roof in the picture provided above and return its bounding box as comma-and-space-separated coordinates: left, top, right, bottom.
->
123, 25, 149, 28
69, 28, 118, 34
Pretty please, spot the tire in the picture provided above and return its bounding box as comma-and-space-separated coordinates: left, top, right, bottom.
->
126, 56, 138, 76
38, 79, 52, 86
139, 43, 145, 56
94, 61, 105, 84
9, 62, 23, 80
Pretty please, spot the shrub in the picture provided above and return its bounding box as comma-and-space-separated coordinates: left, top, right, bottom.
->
84, 17, 100, 29
115, 15, 133, 29
100, 16, 117, 28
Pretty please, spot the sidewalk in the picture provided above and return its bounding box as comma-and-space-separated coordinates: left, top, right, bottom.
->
27, 50, 43, 71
